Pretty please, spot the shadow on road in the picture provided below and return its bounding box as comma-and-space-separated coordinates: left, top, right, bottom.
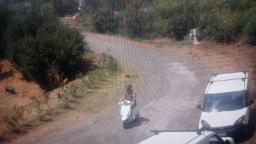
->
235, 107, 256, 143
126, 117, 150, 129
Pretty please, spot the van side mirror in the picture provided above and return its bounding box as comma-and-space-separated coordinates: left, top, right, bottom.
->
196, 105, 202, 110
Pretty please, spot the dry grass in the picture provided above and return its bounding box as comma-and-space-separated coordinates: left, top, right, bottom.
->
0, 59, 45, 136
147, 38, 256, 97
0, 53, 126, 142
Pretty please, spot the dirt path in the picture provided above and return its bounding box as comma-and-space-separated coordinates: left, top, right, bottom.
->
12, 33, 229, 144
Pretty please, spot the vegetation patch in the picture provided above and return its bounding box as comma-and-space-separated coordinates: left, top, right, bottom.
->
80, 0, 256, 45
59, 54, 121, 102
1, 1, 89, 89
0, 53, 122, 142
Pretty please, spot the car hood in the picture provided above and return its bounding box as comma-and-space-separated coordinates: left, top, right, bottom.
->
199, 107, 248, 128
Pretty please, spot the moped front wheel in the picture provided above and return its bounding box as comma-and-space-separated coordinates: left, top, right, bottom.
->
123, 122, 128, 129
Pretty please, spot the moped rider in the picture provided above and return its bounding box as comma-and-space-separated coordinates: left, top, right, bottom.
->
119, 84, 136, 109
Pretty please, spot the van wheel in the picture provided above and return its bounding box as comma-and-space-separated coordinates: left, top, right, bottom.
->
243, 125, 250, 135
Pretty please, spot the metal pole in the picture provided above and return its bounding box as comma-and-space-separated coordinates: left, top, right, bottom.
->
186, 0, 188, 32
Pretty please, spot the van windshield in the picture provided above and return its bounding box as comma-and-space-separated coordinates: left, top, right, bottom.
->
203, 91, 246, 112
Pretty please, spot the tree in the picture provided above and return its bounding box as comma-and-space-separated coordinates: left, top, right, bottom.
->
82, 0, 102, 14
51, 0, 79, 16
0, 1, 8, 57
243, 18, 256, 45
93, 8, 118, 33
126, 1, 155, 38
5, 2, 87, 88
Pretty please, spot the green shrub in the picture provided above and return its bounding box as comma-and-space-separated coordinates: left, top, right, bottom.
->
93, 9, 118, 34
198, 0, 256, 44
107, 56, 120, 73
243, 18, 256, 45
5, 2, 86, 88
154, 0, 184, 39
126, 10, 155, 38
50, 0, 79, 16
79, 15, 95, 31
81, 0, 102, 14
0, 1, 8, 57
224, 0, 256, 11
199, 9, 245, 43
213, 12, 237, 42
154, 0, 199, 40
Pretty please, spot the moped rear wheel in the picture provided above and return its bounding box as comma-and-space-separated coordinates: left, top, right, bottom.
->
123, 122, 128, 129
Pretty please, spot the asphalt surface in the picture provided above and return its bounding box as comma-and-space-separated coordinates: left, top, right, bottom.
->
17, 33, 214, 144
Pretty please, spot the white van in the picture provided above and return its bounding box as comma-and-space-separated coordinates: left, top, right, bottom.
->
198, 72, 254, 136
139, 130, 234, 144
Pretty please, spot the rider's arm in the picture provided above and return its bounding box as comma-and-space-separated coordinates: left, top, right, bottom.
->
133, 93, 136, 103
119, 95, 125, 102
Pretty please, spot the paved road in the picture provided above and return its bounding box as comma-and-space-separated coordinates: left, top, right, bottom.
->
18, 33, 213, 144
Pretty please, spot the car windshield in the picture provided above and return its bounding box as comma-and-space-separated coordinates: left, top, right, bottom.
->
203, 91, 246, 112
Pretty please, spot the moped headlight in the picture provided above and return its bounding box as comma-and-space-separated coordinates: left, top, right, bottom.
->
234, 116, 245, 125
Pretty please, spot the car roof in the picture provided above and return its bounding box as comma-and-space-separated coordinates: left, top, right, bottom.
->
139, 131, 213, 144
206, 72, 248, 94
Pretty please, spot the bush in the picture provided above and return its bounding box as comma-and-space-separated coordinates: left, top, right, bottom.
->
93, 9, 118, 34
106, 55, 120, 73
51, 0, 79, 16
243, 18, 256, 45
81, 0, 102, 14
154, 0, 184, 39
6, 2, 86, 88
79, 15, 95, 31
154, 0, 199, 40
0, 1, 8, 57
199, 9, 246, 43
213, 12, 237, 42
198, 0, 256, 43
126, 10, 155, 38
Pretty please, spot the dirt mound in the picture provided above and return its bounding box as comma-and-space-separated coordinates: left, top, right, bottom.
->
0, 59, 45, 135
